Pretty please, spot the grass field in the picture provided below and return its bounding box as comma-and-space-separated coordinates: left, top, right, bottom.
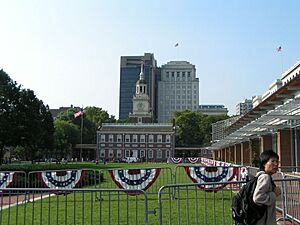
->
0, 163, 234, 225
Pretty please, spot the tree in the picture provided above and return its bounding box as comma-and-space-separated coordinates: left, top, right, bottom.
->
56, 106, 116, 144
0, 70, 22, 163
16, 89, 54, 161
84, 106, 116, 128
0, 70, 55, 163
53, 120, 80, 160
174, 110, 203, 147
173, 110, 229, 147
198, 114, 228, 145
83, 107, 116, 143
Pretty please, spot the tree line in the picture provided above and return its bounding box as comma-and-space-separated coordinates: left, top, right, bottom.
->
0, 70, 115, 163
1, 69, 228, 163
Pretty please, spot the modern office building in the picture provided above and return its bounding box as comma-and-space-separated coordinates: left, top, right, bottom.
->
119, 53, 157, 121
157, 61, 199, 123
236, 99, 253, 116
198, 105, 228, 116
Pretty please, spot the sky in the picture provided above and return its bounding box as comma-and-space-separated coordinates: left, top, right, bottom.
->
1, 0, 300, 118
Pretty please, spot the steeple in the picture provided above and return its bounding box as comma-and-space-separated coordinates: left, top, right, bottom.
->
136, 63, 147, 95
129, 62, 152, 123
139, 63, 145, 81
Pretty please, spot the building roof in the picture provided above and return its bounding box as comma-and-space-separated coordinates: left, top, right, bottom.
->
211, 61, 300, 149
98, 123, 175, 133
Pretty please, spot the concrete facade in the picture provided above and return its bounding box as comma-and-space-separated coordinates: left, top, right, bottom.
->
157, 61, 199, 123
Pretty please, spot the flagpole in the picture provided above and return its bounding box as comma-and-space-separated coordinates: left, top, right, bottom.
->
80, 108, 83, 162
281, 51, 283, 74
174, 43, 179, 59
277, 46, 283, 74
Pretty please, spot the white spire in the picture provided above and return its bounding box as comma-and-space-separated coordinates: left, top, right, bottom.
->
139, 63, 144, 80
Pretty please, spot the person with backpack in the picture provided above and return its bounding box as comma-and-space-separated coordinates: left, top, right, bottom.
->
252, 150, 281, 225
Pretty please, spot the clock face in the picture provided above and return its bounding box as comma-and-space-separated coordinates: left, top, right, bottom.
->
137, 102, 144, 110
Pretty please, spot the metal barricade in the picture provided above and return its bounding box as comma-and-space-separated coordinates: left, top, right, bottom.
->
1, 177, 300, 225
278, 174, 300, 224
158, 181, 238, 225
97, 167, 174, 195
0, 188, 149, 225
174, 165, 248, 186
280, 166, 300, 173
27, 169, 101, 188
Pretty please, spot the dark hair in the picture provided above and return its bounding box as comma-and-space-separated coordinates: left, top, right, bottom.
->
259, 150, 279, 171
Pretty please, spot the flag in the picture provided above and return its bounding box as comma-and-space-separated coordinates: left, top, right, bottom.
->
174, 43, 179, 47
74, 108, 83, 118
276, 46, 282, 52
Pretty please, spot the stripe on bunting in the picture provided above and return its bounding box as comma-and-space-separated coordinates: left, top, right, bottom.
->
109, 168, 161, 195
184, 166, 238, 192
38, 170, 86, 189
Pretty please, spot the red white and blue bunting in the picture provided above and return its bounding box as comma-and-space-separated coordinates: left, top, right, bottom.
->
109, 168, 161, 194
167, 157, 183, 164
186, 157, 201, 164
184, 166, 238, 192
0, 172, 16, 188
38, 170, 86, 189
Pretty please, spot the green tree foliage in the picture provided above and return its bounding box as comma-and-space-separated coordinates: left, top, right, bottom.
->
0, 70, 22, 159
84, 106, 116, 128
173, 110, 228, 147
55, 106, 116, 147
0, 70, 54, 163
15, 89, 54, 161
53, 120, 80, 160
83, 106, 116, 143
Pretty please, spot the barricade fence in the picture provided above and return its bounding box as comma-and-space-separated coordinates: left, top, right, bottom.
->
158, 177, 300, 225
174, 165, 249, 191
281, 174, 300, 223
0, 188, 148, 225
1, 167, 300, 224
158, 181, 237, 225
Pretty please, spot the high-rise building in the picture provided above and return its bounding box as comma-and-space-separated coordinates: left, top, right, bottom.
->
198, 105, 228, 116
157, 61, 199, 123
236, 99, 253, 115
119, 53, 157, 120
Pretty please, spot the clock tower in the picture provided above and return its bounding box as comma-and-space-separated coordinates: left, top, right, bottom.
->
129, 64, 153, 123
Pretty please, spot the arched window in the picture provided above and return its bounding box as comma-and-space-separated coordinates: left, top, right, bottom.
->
157, 149, 162, 159
148, 149, 153, 159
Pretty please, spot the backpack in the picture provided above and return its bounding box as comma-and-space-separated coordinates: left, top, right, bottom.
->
231, 174, 267, 225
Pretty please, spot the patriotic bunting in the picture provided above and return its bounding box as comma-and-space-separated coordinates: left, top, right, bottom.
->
109, 168, 161, 195
187, 157, 201, 164
0, 172, 16, 188
38, 170, 86, 189
239, 167, 249, 182
184, 166, 238, 192
168, 157, 183, 164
